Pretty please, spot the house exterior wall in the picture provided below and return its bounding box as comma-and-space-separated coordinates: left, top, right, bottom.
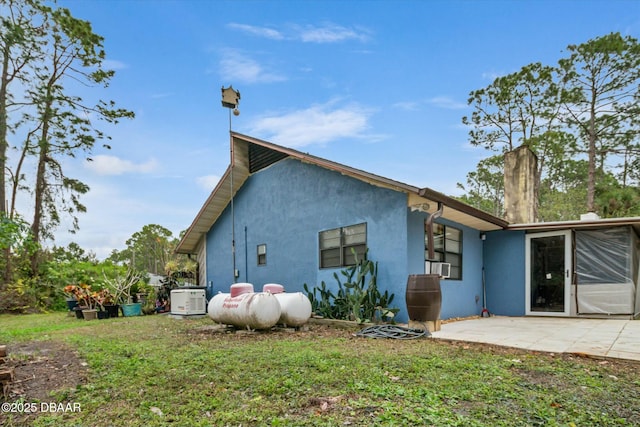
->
438, 218, 486, 319
407, 212, 486, 319
205, 158, 412, 320
483, 229, 526, 316
407, 209, 428, 275
204, 157, 488, 322
196, 236, 207, 287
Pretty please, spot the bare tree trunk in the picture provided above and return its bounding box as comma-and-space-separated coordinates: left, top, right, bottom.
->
0, 47, 9, 217
30, 142, 48, 275
587, 92, 597, 212
9, 129, 35, 219
30, 96, 53, 276
1, 40, 12, 284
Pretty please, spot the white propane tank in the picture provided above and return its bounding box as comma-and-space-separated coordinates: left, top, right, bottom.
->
262, 284, 312, 327
274, 292, 312, 327
208, 292, 281, 329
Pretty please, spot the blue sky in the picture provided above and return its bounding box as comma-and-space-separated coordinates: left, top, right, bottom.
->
48, 0, 640, 258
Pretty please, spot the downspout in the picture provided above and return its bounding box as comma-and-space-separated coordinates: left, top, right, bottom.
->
425, 202, 444, 261
244, 226, 248, 282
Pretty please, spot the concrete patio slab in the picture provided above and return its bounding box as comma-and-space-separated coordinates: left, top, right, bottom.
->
430, 316, 640, 361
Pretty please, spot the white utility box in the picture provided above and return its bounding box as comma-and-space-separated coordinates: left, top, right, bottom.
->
170, 289, 206, 315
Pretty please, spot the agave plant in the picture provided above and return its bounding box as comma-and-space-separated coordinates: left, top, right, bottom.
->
304, 249, 398, 323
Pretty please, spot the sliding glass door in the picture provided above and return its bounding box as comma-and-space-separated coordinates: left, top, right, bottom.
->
525, 231, 572, 316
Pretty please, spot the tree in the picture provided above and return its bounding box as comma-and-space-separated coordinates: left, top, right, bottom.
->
456, 155, 504, 217
108, 224, 196, 279
538, 158, 588, 221
462, 62, 569, 221
0, 212, 37, 275
118, 224, 177, 275
558, 32, 640, 212
0, 0, 44, 280
0, 0, 133, 302
0, 212, 39, 312
23, 4, 134, 273
0, 0, 42, 216
460, 33, 640, 220
50, 241, 96, 263
596, 181, 640, 218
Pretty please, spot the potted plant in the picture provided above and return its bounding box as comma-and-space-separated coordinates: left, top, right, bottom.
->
97, 288, 119, 318
63, 285, 79, 312
86, 291, 101, 320
65, 284, 96, 319
94, 288, 118, 319
80, 285, 99, 321
141, 287, 158, 315
66, 284, 98, 320
64, 285, 86, 319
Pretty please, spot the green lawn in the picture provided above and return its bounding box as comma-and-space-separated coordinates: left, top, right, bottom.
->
1, 313, 639, 426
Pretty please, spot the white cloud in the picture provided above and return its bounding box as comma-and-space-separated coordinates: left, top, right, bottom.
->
296, 23, 370, 43
219, 49, 286, 84
227, 22, 370, 44
481, 71, 506, 81
86, 155, 159, 175
392, 97, 467, 111
426, 96, 467, 110
102, 59, 128, 70
196, 174, 221, 191
392, 101, 421, 111
249, 101, 373, 147
227, 23, 284, 40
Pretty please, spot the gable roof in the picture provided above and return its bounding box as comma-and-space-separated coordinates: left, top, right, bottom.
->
175, 132, 508, 254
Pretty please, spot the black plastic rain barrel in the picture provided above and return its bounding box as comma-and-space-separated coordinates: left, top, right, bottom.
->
406, 274, 442, 322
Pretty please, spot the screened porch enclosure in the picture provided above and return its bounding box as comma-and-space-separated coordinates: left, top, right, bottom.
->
575, 226, 640, 317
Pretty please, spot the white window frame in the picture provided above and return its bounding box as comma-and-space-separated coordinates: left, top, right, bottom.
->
319, 223, 367, 268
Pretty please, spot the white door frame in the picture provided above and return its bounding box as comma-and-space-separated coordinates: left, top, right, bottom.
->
525, 230, 572, 316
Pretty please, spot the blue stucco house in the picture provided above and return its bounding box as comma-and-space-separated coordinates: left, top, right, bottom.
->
176, 133, 640, 322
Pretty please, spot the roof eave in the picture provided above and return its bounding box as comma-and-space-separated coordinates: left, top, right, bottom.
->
175, 165, 233, 254
507, 216, 640, 231
418, 187, 509, 229
175, 132, 510, 254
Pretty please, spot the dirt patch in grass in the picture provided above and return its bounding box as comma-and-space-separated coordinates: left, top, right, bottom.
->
1, 340, 88, 426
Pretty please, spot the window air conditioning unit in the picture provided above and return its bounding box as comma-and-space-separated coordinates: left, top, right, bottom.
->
425, 261, 451, 279
170, 289, 207, 315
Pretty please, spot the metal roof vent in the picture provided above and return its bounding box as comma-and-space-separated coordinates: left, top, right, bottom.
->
580, 212, 601, 221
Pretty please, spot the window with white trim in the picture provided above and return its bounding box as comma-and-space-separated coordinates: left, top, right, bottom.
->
257, 244, 267, 266
425, 222, 462, 279
319, 223, 367, 268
